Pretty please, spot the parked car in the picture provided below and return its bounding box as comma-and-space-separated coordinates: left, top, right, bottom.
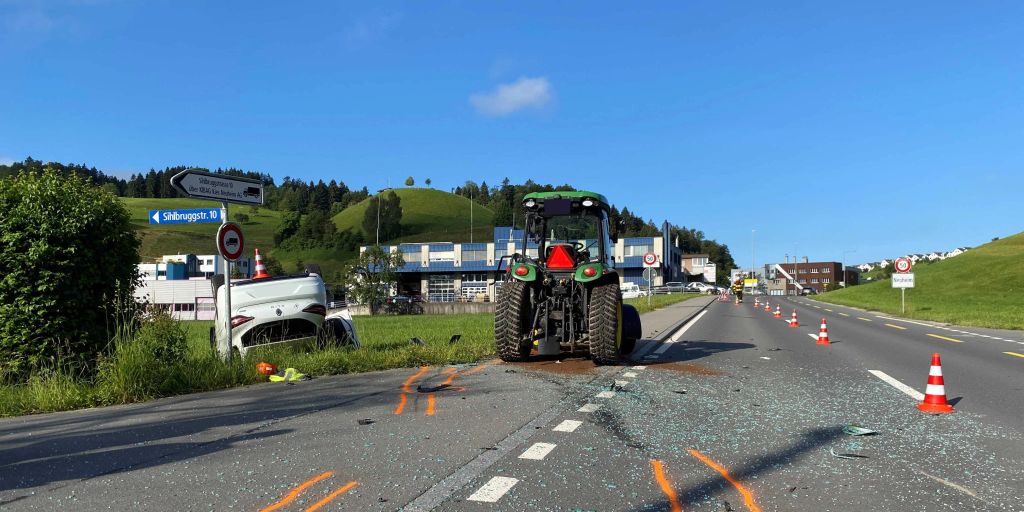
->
685, 282, 716, 294
800, 287, 818, 296
664, 282, 686, 294
622, 282, 649, 299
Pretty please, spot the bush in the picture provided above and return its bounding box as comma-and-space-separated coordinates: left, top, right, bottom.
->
0, 170, 140, 379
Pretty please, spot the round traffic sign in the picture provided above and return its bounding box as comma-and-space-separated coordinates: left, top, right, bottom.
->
643, 267, 658, 282
642, 252, 658, 267
894, 257, 912, 273
217, 222, 245, 261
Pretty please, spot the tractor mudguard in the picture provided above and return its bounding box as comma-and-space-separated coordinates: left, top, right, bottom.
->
509, 263, 538, 282
621, 304, 642, 342
574, 263, 608, 283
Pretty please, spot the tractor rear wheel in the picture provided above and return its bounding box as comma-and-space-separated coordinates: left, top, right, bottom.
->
495, 280, 534, 362
589, 281, 621, 365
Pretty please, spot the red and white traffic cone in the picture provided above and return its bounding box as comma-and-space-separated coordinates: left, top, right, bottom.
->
917, 353, 954, 413
764, 302, 771, 313
773, 305, 781, 318
754, 298, 760, 308
789, 309, 799, 327
817, 318, 830, 344
252, 248, 270, 279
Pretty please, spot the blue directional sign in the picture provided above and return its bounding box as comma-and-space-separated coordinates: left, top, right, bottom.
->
149, 208, 222, 225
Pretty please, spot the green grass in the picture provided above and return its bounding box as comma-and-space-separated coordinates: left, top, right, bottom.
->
815, 232, 1024, 330
333, 188, 495, 244
123, 197, 283, 260
625, 292, 704, 314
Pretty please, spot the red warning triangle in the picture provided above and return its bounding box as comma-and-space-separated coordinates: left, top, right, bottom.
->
546, 245, 575, 269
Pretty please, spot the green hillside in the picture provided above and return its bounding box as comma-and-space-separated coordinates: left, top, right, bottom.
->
123, 198, 282, 261
333, 188, 495, 244
815, 233, 1024, 330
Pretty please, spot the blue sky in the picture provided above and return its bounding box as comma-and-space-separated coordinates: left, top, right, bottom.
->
2, 1, 1022, 266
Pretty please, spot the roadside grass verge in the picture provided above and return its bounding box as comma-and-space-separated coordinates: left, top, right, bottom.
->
0, 294, 703, 417
814, 232, 1024, 330
625, 292, 704, 314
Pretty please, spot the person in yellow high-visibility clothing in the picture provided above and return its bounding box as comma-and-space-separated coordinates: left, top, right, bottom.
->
731, 278, 744, 303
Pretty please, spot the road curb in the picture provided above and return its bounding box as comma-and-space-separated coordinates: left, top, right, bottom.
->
650, 296, 718, 342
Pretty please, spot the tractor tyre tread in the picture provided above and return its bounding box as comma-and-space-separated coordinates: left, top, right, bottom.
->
589, 281, 621, 365
495, 280, 533, 362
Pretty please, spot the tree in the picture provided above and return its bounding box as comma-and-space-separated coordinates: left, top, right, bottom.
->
425, 178, 431, 187
0, 171, 140, 379
349, 246, 405, 313
404, 176, 414, 187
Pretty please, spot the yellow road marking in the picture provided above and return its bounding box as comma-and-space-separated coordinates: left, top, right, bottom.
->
1004, 352, 1024, 359
885, 323, 907, 330
927, 333, 963, 343
839, 312, 850, 317
857, 317, 872, 322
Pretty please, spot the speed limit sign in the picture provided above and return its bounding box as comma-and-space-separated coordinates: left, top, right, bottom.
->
894, 257, 912, 273
642, 252, 658, 267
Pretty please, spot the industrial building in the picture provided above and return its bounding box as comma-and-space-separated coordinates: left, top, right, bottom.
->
360, 223, 688, 302
763, 260, 860, 295
134, 254, 254, 320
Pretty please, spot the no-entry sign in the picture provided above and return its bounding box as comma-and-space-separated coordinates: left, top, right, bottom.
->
894, 257, 912, 273
217, 222, 244, 261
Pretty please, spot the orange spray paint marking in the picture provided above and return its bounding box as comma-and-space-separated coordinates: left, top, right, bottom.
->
428, 362, 490, 415
426, 394, 437, 416
394, 366, 430, 415
650, 460, 683, 512
687, 449, 762, 512
304, 481, 359, 512
259, 471, 333, 512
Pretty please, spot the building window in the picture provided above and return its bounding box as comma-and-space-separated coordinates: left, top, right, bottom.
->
461, 273, 487, 284
810, 268, 818, 273
625, 244, 653, 257
811, 278, 819, 283
428, 274, 456, 302
822, 277, 831, 283
799, 279, 806, 284
462, 247, 486, 262
821, 268, 831, 273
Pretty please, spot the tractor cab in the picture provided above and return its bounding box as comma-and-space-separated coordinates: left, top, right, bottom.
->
515, 192, 613, 277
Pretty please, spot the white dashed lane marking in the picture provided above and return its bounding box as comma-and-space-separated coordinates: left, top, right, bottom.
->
577, 403, 601, 413
467, 476, 519, 503
623, 372, 638, 378
596, 391, 616, 398
632, 365, 647, 370
615, 380, 629, 388
869, 370, 925, 401
552, 420, 583, 433
518, 442, 557, 460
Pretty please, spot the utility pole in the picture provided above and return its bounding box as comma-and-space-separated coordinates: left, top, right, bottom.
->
751, 229, 756, 295
841, 249, 857, 287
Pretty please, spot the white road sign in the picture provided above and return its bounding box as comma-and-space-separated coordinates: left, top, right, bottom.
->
892, 273, 915, 288
642, 252, 658, 267
894, 257, 912, 273
171, 169, 264, 205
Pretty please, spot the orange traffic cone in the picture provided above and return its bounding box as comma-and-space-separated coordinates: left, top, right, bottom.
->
917, 353, 954, 413
754, 298, 760, 308
789, 310, 799, 327
764, 302, 771, 313
253, 248, 271, 279
773, 305, 781, 318
817, 319, 830, 344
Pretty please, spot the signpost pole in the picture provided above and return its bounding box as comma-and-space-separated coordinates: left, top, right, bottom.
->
220, 201, 232, 363
647, 272, 651, 307
901, 288, 905, 315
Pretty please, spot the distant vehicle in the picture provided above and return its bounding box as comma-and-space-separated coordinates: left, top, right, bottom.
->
212, 273, 360, 357
800, 287, 818, 296
685, 282, 716, 294
622, 282, 648, 299
664, 282, 686, 294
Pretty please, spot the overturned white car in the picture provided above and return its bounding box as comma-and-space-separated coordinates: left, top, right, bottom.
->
211, 273, 359, 357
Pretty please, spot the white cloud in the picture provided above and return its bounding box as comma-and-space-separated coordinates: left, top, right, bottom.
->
0, 155, 14, 166
343, 11, 401, 48
469, 77, 553, 117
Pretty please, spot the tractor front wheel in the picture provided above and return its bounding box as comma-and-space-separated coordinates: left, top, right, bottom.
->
495, 280, 534, 362
589, 281, 621, 365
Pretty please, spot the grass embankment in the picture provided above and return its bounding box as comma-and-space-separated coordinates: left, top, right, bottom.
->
0, 294, 700, 417
333, 188, 495, 244
815, 232, 1024, 330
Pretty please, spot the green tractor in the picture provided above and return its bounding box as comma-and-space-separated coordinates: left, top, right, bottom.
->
495, 191, 642, 365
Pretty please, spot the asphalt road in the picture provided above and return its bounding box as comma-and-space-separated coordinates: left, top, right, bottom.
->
1, 295, 1021, 511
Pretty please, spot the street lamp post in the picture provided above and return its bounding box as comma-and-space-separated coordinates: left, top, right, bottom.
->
841, 249, 857, 287
751, 229, 755, 295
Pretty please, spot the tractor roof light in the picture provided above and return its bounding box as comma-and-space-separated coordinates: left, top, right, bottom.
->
582, 198, 595, 207
524, 199, 537, 208
514, 266, 530, 276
